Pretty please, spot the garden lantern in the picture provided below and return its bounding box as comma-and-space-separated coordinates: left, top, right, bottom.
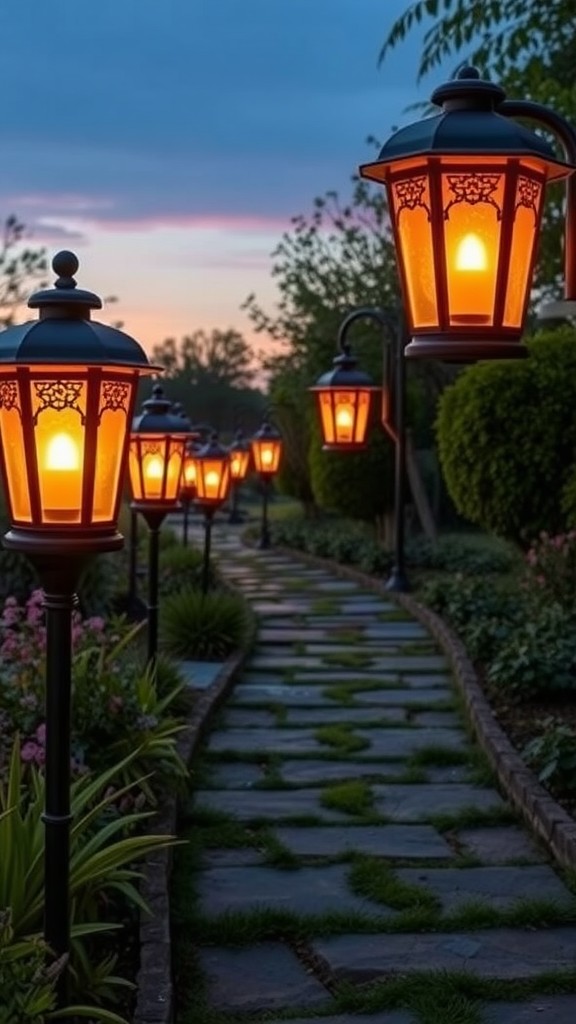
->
360, 66, 575, 361
251, 417, 283, 550
0, 250, 154, 1009
194, 432, 231, 594
179, 441, 199, 547
129, 385, 191, 662
228, 428, 251, 523
310, 344, 380, 450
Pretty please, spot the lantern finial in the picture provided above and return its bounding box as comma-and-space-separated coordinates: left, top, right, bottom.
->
28, 249, 102, 316
52, 251, 80, 287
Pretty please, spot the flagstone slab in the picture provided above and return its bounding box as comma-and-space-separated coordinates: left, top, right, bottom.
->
231, 685, 334, 707
252, 602, 318, 616
396, 865, 570, 913
372, 783, 504, 822
208, 762, 267, 789
312, 927, 576, 981
354, 728, 466, 759
353, 688, 454, 706
224, 709, 279, 728
244, 671, 398, 685
364, 625, 429, 640
201, 848, 267, 868
267, 1014, 416, 1024
193, 788, 351, 822
275, 824, 453, 859
198, 943, 330, 1012
283, 707, 407, 726
483, 996, 576, 1023
457, 826, 547, 865
411, 711, 461, 728
196, 864, 393, 917
206, 727, 324, 755
257, 629, 342, 644
278, 760, 411, 785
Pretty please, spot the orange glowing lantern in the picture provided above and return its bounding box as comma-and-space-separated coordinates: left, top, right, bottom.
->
360, 67, 575, 361
0, 251, 154, 555
180, 442, 199, 502
251, 419, 283, 477
310, 344, 380, 450
194, 432, 231, 507
229, 429, 251, 482
129, 385, 191, 510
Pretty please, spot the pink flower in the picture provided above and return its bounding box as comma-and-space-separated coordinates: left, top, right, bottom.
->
35, 723, 46, 746
21, 741, 40, 763
3, 596, 18, 608
86, 616, 105, 633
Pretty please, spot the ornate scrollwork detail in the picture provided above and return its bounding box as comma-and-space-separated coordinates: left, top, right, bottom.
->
99, 381, 130, 418
515, 176, 542, 222
141, 442, 162, 457
33, 380, 85, 424
445, 173, 502, 219
0, 381, 20, 414
394, 176, 431, 221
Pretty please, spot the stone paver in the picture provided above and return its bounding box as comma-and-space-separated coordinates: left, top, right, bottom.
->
274, 825, 453, 859
176, 523, 576, 1023
312, 927, 576, 981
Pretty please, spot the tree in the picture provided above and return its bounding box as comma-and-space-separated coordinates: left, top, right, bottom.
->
379, 0, 575, 301
0, 216, 47, 326
149, 328, 265, 434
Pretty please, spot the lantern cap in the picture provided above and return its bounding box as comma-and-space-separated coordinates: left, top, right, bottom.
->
252, 417, 282, 442
361, 65, 574, 181
196, 430, 229, 460
310, 344, 378, 391
0, 250, 155, 370
229, 428, 251, 453
132, 383, 192, 434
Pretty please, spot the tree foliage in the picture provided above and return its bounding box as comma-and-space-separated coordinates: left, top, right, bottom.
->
0, 216, 47, 326
149, 328, 264, 434
379, 0, 575, 300
435, 326, 576, 545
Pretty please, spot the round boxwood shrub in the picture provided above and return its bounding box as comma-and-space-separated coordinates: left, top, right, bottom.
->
435, 326, 576, 545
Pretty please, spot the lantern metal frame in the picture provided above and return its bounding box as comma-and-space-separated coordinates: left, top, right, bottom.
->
309, 345, 381, 450
311, 306, 410, 592
251, 418, 283, 550
360, 66, 576, 361
228, 428, 252, 524
129, 385, 191, 662
179, 440, 200, 547
0, 250, 154, 1012
193, 432, 232, 594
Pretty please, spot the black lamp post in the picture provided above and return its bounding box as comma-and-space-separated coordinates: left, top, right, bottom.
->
251, 418, 283, 550
360, 66, 576, 361
0, 250, 154, 1012
228, 428, 252, 524
193, 432, 232, 593
129, 385, 191, 663
310, 307, 410, 591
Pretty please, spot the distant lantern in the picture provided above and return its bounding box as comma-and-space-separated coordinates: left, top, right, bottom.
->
194, 432, 231, 507
229, 429, 251, 482
310, 344, 379, 449
180, 441, 199, 502
251, 418, 283, 477
129, 385, 191, 509
360, 67, 575, 360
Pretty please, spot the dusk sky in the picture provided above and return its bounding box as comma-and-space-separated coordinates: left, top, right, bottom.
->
0, 0, 451, 359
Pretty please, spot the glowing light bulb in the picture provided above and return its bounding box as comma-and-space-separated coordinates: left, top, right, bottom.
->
261, 448, 273, 466
455, 233, 487, 272
231, 457, 240, 475
145, 455, 164, 480
184, 462, 196, 483
336, 407, 353, 430
205, 470, 220, 489
46, 432, 80, 471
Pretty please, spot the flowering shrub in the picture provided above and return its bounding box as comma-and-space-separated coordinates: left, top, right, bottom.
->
0, 592, 186, 798
524, 530, 576, 610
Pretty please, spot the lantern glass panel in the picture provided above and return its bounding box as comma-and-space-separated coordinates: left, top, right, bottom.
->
230, 449, 250, 480
253, 440, 281, 475
31, 377, 87, 524
93, 375, 136, 522
503, 171, 545, 327
0, 375, 32, 522
165, 438, 185, 501
317, 388, 372, 447
390, 170, 438, 328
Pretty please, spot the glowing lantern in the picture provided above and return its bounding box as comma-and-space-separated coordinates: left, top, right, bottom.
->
129, 385, 191, 509
251, 418, 283, 477
229, 429, 251, 481
310, 344, 380, 450
180, 442, 199, 501
0, 251, 154, 553
360, 66, 575, 360
194, 432, 231, 507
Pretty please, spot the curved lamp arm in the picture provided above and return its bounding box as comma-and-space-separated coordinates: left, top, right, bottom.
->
499, 99, 576, 302
336, 305, 404, 441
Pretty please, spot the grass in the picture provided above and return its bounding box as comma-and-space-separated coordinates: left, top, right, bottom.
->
321, 650, 376, 669
323, 678, 397, 704
315, 723, 370, 754
428, 804, 518, 832
311, 597, 339, 615
320, 779, 375, 816
348, 855, 439, 911
407, 746, 471, 768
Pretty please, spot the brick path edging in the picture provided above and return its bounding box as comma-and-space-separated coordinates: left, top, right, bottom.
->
276, 545, 576, 869
133, 615, 257, 1024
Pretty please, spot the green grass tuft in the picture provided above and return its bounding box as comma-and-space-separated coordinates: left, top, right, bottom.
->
315, 723, 370, 754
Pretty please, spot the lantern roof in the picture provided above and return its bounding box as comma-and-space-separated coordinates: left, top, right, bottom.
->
310, 345, 378, 391
0, 251, 155, 369
132, 384, 192, 435
252, 417, 282, 443
361, 66, 574, 182
229, 428, 251, 453
196, 431, 229, 460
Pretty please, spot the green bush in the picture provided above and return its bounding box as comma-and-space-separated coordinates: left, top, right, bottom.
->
486, 603, 576, 700
523, 530, 576, 611
159, 587, 252, 660
158, 543, 216, 595
435, 326, 576, 545
524, 718, 576, 794
419, 575, 523, 663
405, 534, 519, 575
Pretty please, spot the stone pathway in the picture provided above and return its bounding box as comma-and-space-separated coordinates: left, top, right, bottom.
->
173, 521, 576, 1024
